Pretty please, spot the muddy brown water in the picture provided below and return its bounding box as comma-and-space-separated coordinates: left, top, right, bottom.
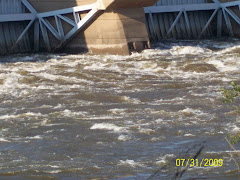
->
0, 39, 240, 179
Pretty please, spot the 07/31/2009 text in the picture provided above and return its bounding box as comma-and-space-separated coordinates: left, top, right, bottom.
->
176, 159, 223, 167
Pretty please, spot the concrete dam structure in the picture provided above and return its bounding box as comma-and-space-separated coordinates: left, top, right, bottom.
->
0, 0, 240, 55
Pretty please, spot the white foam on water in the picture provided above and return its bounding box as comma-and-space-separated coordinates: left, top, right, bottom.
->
170, 46, 210, 56
139, 128, 155, 134
179, 108, 211, 118
156, 154, 175, 165
134, 61, 158, 70
215, 44, 240, 54
41, 170, 62, 174
90, 123, 124, 132
54, 104, 64, 109
108, 108, 126, 115
231, 125, 240, 133
180, 108, 202, 115
0, 114, 18, 120
225, 123, 240, 134
118, 135, 131, 141
119, 160, 144, 167
0, 137, 10, 142
130, 49, 171, 59
184, 134, 195, 137
0, 112, 42, 120
26, 135, 43, 139
62, 109, 86, 117
83, 62, 121, 73
207, 56, 240, 72
47, 165, 60, 168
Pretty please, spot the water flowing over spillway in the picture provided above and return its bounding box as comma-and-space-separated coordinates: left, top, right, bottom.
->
0, 39, 240, 179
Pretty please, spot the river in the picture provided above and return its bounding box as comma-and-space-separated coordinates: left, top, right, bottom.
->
0, 39, 240, 179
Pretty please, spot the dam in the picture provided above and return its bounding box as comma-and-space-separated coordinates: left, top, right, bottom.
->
0, 0, 240, 55
1, 1, 240, 180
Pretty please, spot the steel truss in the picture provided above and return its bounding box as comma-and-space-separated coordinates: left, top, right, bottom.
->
144, 0, 240, 40
0, 0, 99, 53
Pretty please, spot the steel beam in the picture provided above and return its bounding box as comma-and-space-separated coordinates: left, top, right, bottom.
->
222, 8, 234, 36
217, 9, 223, 37
21, 0, 37, 14
34, 20, 40, 51
225, 7, 240, 26
0, 14, 35, 22
165, 11, 183, 39
58, 8, 99, 48
11, 19, 35, 51
57, 15, 76, 27
144, 3, 219, 13
37, 3, 96, 18
199, 8, 218, 39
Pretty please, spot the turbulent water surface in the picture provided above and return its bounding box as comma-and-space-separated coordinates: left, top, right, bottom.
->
0, 39, 240, 179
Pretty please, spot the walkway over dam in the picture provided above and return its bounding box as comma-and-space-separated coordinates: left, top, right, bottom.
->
0, 0, 240, 55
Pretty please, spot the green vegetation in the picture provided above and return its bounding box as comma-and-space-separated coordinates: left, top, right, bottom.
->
221, 81, 240, 105
221, 82, 240, 144
222, 82, 240, 171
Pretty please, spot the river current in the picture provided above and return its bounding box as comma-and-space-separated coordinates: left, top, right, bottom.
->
0, 39, 240, 179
